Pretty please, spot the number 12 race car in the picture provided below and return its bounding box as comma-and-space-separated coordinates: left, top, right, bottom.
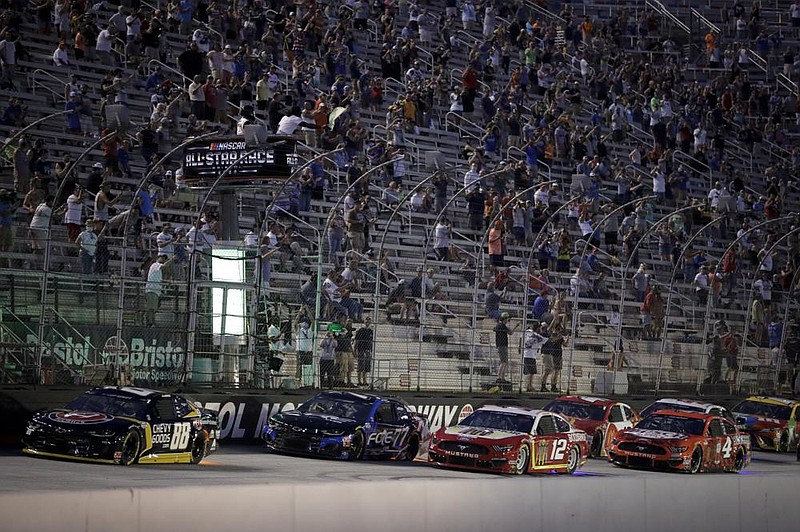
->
428, 405, 589, 475
607, 410, 750, 473
22, 387, 218, 465
262, 391, 428, 460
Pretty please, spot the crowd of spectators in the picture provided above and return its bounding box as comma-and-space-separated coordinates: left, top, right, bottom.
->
1, 0, 800, 392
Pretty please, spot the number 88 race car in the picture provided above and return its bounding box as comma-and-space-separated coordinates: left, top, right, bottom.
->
428, 405, 589, 475
22, 387, 218, 465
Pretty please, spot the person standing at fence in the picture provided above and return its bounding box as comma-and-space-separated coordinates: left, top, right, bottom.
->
319, 332, 337, 388
75, 220, 98, 275
523, 323, 547, 392
541, 325, 567, 393
494, 312, 518, 384
336, 320, 355, 387
295, 320, 313, 386
144, 253, 175, 326
354, 317, 374, 387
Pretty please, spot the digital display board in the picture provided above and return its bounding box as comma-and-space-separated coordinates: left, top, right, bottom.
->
181, 135, 298, 186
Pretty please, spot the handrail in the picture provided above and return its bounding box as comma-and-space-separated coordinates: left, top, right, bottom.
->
370, 196, 412, 235
448, 228, 479, 262
690, 8, 720, 34
2, 307, 82, 380
671, 151, 713, 188
524, 0, 567, 25
646, 0, 690, 34
746, 49, 769, 77
142, 0, 223, 43
30, 69, 68, 103
777, 73, 799, 96
444, 111, 482, 142
268, 206, 319, 251
48, 307, 99, 353
371, 123, 422, 164
456, 30, 482, 46
148, 59, 242, 115
450, 67, 493, 97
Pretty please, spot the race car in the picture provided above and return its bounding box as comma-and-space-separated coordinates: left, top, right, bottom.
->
542, 396, 639, 457
639, 398, 736, 424
427, 405, 589, 475
22, 386, 218, 465
607, 410, 750, 473
261, 391, 428, 461
731, 396, 800, 452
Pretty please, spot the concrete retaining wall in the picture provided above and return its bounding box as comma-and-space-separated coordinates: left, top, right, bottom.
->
1, 475, 799, 532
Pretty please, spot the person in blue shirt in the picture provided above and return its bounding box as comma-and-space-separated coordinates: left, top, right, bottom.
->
65, 93, 82, 133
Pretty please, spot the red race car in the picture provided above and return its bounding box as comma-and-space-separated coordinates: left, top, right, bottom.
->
428, 405, 589, 475
542, 395, 639, 457
607, 410, 750, 474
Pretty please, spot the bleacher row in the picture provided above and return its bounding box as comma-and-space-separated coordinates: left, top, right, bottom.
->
1, 0, 799, 394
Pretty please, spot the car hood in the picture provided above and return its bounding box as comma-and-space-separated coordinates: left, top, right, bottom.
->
732, 413, 786, 431
30, 409, 140, 434
438, 425, 526, 441
619, 428, 687, 441
271, 411, 360, 433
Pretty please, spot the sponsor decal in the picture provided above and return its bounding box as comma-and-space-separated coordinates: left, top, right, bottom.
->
367, 427, 410, 448
49, 411, 112, 424
181, 136, 296, 182
535, 440, 549, 466
458, 404, 474, 423
627, 429, 684, 440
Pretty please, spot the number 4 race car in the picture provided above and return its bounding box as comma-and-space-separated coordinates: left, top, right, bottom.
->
262, 391, 428, 461
732, 396, 800, 452
22, 387, 218, 465
607, 410, 750, 473
542, 395, 639, 457
428, 405, 589, 475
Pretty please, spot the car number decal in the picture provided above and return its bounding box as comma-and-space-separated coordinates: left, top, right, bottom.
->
721, 437, 732, 459
152, 422, 191, 450
550, 439, 567, 461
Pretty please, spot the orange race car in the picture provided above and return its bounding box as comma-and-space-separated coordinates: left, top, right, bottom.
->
542, 396, 639, 457
608, 410, 750, 473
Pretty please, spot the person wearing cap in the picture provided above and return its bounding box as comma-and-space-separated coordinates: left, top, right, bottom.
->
145, 253, 175, 326
494, 312, 518, 384
75, 220, 98, 275
523, 323, 548, 392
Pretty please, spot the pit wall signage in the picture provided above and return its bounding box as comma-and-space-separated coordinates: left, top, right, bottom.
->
196, 396, 477, 443
12, 325, 186, 382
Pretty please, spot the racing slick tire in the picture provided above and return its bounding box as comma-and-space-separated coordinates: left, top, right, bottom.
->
729, 449, 746, 473
688, 447, 703, 474
566, 446, 580, 475
778, 432, 789, 453
190, 433, 208, 465
590, 431, 603, 458
119, 430, 141, 466
404, 436, 420, 461
513, 444, 530, 475
349, 429, 365, 461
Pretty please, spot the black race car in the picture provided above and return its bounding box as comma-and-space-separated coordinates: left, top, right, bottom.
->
262, 391, 429, 461
22, 386, 218, 465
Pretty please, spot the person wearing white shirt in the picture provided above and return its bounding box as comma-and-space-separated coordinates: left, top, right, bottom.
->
0, 38, 17, 85
156, 225, 175, 257
276, 106, 316, 135
523, 325, 547, 391
192, 29, 210, 53
145, 254, 174, 326
125, 13, 142, 42
63, 187, 84, 241
693, 125, 707, 152
629, 145, 642, 166
206, 45, 224, 80
75, 221, 98, 274
707, 182, 723, 209
29, 198, 52, 252
463, 164, 480, 190
461, 0, 476, 30
410, 190, 426, 212
53, 42, 70, 66
533, 184, 550, 207
652, 167, 666, 200
243, 227, 258, 248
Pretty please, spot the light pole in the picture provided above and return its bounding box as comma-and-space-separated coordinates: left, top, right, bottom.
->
565, 196, 656, 394
36, 130, 118, 384
696, 215, 796, 394
424, 181, 555, 392
736, 226, 800, 392
654, 215, 725, 393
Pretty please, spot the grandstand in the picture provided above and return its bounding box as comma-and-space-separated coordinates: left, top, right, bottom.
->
1, 0, 799, 396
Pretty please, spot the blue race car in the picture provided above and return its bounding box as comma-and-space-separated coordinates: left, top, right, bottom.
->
262, 391, 428, 461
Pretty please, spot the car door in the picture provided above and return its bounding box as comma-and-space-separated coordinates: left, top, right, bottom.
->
533, 414, 569, 469
148, 396, 194, 454
368, 401, 408, 454
604, 405, 628, 450
720, 419, 741, 469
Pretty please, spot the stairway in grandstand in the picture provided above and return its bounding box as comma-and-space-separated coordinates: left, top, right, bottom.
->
1, 0, 799, 394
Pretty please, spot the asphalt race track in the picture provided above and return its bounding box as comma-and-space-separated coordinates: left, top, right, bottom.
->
1, 445, 798, 491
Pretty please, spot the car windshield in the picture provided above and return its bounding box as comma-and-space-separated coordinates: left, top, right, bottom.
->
459, 410, 535, 433
640, 401, 705, 418
636, 414, 706, 436
544, 400, 606, 421
297, 397, 374, 422
66, 393, 150, 419
733, 400, 792, 420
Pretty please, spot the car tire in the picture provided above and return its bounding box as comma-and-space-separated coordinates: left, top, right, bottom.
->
514, 444, 530, 475
566, 446, 580, 475
119, 430, 141, 466
729, 449, 745, 473
590, 431, 603, 458
349, 429, 365, 461
404, 436, 420, 461
190, 433, 207, 465
688, 447, 702, 474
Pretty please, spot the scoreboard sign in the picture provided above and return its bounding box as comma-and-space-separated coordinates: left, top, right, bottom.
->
181, 136, 298, 186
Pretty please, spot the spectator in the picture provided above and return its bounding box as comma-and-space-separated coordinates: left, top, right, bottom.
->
144, 253, 174, 326
354, 317, 374, 387
295, 320, 313, 384
494, 312, 518, 384
319, 332, 337, 388
541, 325, 567, 393
484, 283, 502, 320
